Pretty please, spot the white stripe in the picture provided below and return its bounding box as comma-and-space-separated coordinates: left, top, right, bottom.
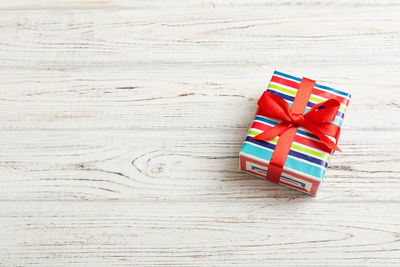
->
279, 182, 313, 195
280, 177, 313, 192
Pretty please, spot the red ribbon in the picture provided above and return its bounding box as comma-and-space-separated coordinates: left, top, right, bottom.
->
251, 78, 341, 183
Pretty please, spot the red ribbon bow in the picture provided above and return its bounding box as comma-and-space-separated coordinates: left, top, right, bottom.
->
251, 78, 341, 183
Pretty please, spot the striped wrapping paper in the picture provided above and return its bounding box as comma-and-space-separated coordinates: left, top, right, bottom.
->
239, 71, 351, 195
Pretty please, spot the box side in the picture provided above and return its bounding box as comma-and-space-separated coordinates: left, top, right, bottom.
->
239, 152, 320, 196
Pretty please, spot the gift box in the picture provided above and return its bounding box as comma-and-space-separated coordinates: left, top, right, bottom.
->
239, 71, 351, 195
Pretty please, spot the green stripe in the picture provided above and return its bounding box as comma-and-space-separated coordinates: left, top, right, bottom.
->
248, 130, 330, 162
248, 130, 261, 136
268, 84, 347, 113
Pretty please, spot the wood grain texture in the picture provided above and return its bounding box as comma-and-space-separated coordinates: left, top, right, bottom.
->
0, 129, 399, 202
1, 201, 400, 266
1, 0, 400, 266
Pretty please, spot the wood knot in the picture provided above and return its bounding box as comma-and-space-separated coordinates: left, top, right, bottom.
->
150, 163, 166, 175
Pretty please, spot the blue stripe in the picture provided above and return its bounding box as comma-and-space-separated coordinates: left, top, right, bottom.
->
241, 142, 325, 179
245, 137, 328, 167
273, 70, 351, 98
281, 175, 306, 188
251, 166, 268, 175
267, 89, 345, 119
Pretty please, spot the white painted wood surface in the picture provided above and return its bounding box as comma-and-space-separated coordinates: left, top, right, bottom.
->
1, 0, 400, 265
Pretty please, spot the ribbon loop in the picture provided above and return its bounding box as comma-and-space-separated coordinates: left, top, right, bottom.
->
252, 91, 341, 151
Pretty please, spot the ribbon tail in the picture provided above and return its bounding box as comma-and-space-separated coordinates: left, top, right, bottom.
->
306, 123, 342, 152
312, 123, 341, 140
251, 121, 291, 141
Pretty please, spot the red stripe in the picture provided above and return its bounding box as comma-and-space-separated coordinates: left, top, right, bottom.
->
279, 180, 314, 195
251, 121, 332, 153
271, 76, 349, 106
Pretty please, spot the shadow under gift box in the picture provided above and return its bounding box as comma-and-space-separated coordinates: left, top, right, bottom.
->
239, 71, 351, 196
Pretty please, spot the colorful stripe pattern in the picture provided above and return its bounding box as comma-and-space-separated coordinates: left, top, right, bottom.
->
240, 71, 351, 195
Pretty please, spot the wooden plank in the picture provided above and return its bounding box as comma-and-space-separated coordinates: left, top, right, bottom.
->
0, 66, 399, 130
0, 129, 398, 202
3, 0, 400, 10
1, 201, 399, 266
0, 5, 399, 68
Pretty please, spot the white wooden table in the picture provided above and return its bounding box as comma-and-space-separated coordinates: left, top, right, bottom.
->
1, 0, 400, 265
